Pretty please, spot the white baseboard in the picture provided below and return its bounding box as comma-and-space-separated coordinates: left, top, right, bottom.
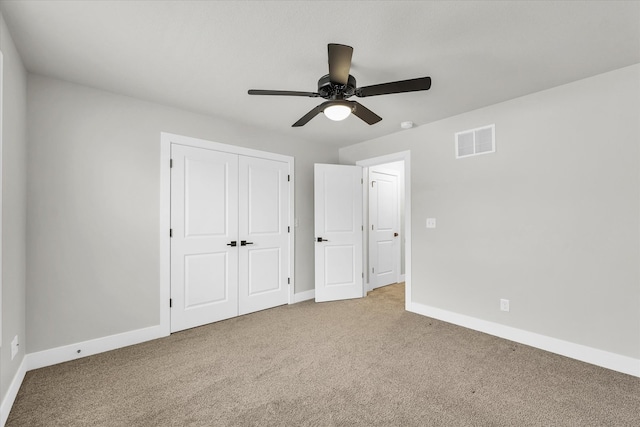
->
409, 302, 640, 378
1, 356, 27, 427
292, 289, 315, 303
27, 325, 165, 371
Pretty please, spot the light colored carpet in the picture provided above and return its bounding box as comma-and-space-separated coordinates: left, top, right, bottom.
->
7, 283, 640, 426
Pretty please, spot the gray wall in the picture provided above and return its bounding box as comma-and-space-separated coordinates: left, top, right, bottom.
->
1, 12, 27, 403
340, 64, 640, 359
27, 74, 337, 353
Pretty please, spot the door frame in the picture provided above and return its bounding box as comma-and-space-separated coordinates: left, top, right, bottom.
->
356, 151, 411, 311
0, 51, 3, 344
160, 132, 295, 336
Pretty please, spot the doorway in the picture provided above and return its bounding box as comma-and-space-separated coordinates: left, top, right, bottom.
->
367, 162, 403, 290
357, 151, 411, 310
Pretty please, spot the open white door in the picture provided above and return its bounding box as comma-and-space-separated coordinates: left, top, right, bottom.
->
314, 164, 363, 302
369, 168, 400, 288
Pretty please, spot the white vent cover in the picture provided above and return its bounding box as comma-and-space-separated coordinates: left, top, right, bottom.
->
455, 124, 495, 159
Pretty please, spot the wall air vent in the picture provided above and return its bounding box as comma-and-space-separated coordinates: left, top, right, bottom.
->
455, 124, 495, 159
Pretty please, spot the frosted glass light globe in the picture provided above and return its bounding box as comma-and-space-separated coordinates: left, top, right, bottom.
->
323, 104, 352, 121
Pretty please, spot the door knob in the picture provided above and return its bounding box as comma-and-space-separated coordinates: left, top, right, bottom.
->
226, 241, 237, 247
240, 240, 254, 246
316, 237, 329, 242
394, 232, 399, 237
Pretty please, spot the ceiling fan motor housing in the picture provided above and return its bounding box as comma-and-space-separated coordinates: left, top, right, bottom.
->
317, 74, 357, 99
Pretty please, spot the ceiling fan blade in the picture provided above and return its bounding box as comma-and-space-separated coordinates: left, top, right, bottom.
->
355, 76, 431, 98
351, 101, 382, 125
328, 43, 353, 85
292, 102, 330, 127
248, 89, 320, 97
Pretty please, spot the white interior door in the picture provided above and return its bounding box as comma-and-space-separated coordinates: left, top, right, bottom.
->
238, 156, 289, 315
171, 145, 239, 332
369, 168, 400, 288
314, 164, 363, 302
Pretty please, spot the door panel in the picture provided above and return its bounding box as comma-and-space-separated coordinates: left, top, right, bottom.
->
376, 179, 396, 230
184, 253, 228, 306
184, 157, 229, 237
315, 164, 363, 302
248, 248, 281, 294
369, 169, 399, 288
324, 173, 356, 232
375, 240, 394, 275
325, 245, 356, 286
171, 145, 239, 332
238, 156, 289, 315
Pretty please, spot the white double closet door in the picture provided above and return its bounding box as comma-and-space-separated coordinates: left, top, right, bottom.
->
170, 144, 289, 332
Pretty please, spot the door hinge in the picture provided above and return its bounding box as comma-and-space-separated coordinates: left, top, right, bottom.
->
170, 159, 173, 168
288, 226, 290, 233
361, 178, 363, 184
361, 225, 363, 231
362, 272, 364, 278
372, 225, 374, 230
372, 267, 375, 273
287, 277, 290, 284
288, 174, 290, 182
169, 298, 172, 308
170, 229, 173, 237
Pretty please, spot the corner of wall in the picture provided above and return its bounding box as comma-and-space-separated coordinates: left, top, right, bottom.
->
0, 355, 26, 427
0, 9, 29, 424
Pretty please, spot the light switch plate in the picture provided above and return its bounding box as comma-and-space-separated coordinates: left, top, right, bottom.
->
426, 218, 436, 228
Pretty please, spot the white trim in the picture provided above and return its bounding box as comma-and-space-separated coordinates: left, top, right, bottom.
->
0, 50, 4, 345
287, 164, 295, 305
399, 274, 406, 283
162, 132, 292, 162
356, 151, 411, 311
409, 301, 640, 378
159, 134, 171, 337
0, 356, 26, 427
293, 289, 315, 303
160, 132, 295, 333
361, 167, 371, 292
27, 325, 164, 371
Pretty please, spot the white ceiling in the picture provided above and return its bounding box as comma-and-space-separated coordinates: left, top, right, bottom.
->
1, 0, 639, 148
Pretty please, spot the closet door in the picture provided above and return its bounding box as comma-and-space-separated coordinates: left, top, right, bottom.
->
238, 156, 289, 315
170, 145, 239, 332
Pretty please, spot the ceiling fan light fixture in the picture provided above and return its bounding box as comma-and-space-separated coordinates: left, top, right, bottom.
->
323, 104, 352, 121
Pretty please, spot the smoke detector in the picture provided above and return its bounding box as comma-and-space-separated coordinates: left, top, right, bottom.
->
400, 121, 414, 129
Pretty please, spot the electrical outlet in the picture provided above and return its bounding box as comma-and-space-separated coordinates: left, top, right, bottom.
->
500, 299, 510, 312
426, 218, 436, 228
11, 335, 19, 360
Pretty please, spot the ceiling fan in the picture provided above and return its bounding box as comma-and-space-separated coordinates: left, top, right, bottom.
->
248, 43, 431, 127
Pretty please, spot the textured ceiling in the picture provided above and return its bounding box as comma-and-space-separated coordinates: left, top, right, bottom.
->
1, 0, 639, 147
